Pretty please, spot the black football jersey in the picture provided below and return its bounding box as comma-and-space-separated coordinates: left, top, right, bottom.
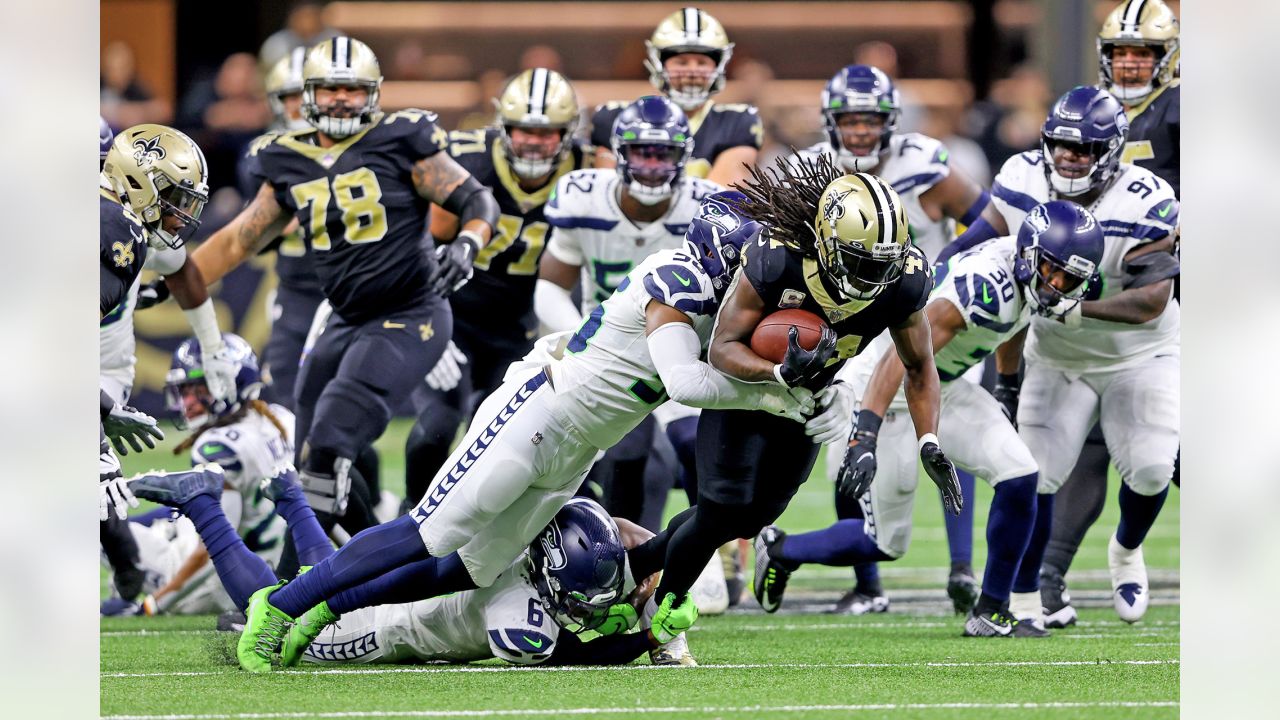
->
248, 110, 449, 323
1122, 83, 1179, 198
740, 231, 932, 387
100, 190, 149, 317
590, 102, 763, 180
239, 143, 322, 296
444, 128, 589, 343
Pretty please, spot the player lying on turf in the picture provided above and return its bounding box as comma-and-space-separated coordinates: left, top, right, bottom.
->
128, 464, 690, 666
229, 192, 814, 672
754, 201, 1106, 637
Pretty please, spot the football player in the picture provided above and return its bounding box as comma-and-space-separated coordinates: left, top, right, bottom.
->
537, 95, 720, 528
189, 38, 499, 542
624, 155, 963, 619
943, 87, 1179, 626
232, 192, 810, 672
591, 7, 762, 187
404, 68, 591, 508
1038, 0, 1182, 623
103, 335, 295, 616
799, 64, 1010, 613
755, 201, 1106, 636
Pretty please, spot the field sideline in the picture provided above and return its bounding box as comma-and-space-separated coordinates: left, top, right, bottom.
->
102, 418, 1180, 719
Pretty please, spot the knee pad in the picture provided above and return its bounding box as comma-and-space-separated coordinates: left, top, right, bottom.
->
298, 448, 353, 515
1126, 462, 1173, 497
308, 377, 392, 459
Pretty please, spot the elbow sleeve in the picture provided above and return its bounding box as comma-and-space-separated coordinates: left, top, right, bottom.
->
443, 175, 500, 232
535, 279, 582, 334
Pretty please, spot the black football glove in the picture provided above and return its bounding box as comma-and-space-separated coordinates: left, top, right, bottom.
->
135, 279, 170, 310
836, 410, 882, 499
775, 325, 837, 388
921, 441, 963, 516
991, 373, 1020, 428
429, 232, 479, 297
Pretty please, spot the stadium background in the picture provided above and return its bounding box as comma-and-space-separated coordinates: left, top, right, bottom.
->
100, 0, 1176, 416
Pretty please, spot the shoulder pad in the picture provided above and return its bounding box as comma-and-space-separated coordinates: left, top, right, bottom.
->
710, 103, 759, 116
546, 171, 618, 229
191, 433, 244, 473
643, 260, 716, 318
247, 132, 282, 158
594, 100, 630, 114
487, 627, 555, 665
382, 108, 441, 126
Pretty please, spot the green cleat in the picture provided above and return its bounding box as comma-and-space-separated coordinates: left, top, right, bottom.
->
237, 582, 292, 672
280, 600, 338, 667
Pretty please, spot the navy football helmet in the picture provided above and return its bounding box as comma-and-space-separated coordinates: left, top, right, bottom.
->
610, 96, 693, 206
165, 333, 263, 430
820, 64, 900, 172
1040, 86, 1129, 197
1014, 201, 1106, 318
685, 190, 761, 294
528, 498, 626, 634
99, 116, 113, 167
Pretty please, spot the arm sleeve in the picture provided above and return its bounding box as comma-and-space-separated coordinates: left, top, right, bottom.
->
545, 227, 585, 265
544, 629, 653, 666
145, 245, 188, 275
535, 279, 583, 334
648, 321, 775, 409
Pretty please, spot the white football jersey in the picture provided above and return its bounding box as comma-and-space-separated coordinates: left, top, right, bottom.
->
839, 237, 1028, 410
991, 153, 1180, 371
304, 554, 560, 665
544, 169, 723, 315
541, 248, 720, 450
799, 133, 955, 260
186, 405, 294, 559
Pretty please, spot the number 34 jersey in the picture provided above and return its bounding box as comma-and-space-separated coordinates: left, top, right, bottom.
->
544, 169, 723, 315
991, 152, 1179, 371
247, 110, 449, 324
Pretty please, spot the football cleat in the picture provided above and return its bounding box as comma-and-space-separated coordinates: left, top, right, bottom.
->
963, 609, 1015, 638
1011, 614, 1050, 638
946, 569, 980, 615
753, 526, 798, 613
99, 597, 142, 617
280, 600, 338, 667
237, 581, 292, 673
1108, 533, 1149, 623
260, 464, 301, 503
830, 588, 890, 615
1039, 570, 1078, 628
217, 609, 247, 633
650, 632, 697, 666
128, 464, 225, 507
689, 555, 730, 616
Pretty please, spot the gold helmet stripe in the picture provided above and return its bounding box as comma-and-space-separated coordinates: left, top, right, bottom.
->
528, 67, 549, 117
683, 7, 700, 40
853, 172, 899, 247
1122, 0, 1148, 33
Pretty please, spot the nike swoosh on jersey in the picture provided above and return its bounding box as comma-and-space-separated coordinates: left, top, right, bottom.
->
523, 636, 544, 649
982, 284, 993, 304
673, 272, 692, 287
1157, 202, 1172, 218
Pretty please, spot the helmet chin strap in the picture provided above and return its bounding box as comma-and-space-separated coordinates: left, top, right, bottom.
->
510, 155, 555, 180
1048, 168, 1094, 197
1108, 81, 1155, 104
836, 145, 883, 173
628, 180, 675, 205
667, 84, 711, 111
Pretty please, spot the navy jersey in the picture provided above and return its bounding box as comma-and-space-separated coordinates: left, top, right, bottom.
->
247, 109, 449, 323
444, 128, 589, 342
1121, 83, 1179, 197
239, 142, 322, 295
591, 101, 763, 180
740, 231, 932, 387
100, 190, 149, 317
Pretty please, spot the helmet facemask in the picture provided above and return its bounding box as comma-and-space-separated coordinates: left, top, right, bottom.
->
816, 226, 906, 300
165, 373, 215, 432
616, 142, 688, 205
303, 79, 380, 139
149, 174, 208, 249
1015, 244, 1097, 318
1099, 41, 1174, 104
529, 562, 617, 634
824, 110, 897, 173
501, 125, 570, 181
651, 49, 730, 112
1041, 135, 1121, 198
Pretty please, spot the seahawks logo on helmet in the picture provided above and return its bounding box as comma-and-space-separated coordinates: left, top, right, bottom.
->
132, 136, 166, 167
700, 197, 741, 234
539, 524, 568, 571
1026, 204, 1052, 236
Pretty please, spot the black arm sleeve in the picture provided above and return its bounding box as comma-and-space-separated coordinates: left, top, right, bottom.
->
544, 631, 655, 666
442, 175, 500, 233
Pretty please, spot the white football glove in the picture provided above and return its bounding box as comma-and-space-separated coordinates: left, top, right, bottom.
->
202, 345, 240, 412
759, 385, 816, 423
805, 381, 857, 446
425, 341, 468, 392
102, 404, 164, 455
98, 446, 138, 521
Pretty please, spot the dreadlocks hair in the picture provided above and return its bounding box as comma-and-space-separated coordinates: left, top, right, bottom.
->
730, 151, 844, 258
173, 399, 288, 456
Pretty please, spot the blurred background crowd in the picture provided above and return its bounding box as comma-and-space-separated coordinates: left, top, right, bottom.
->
101, 0, 1172, 415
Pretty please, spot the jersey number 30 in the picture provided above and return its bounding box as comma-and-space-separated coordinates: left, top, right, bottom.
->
290, 167, 389, 250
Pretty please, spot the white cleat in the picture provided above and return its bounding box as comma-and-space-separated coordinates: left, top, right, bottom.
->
1108, 533, 1149, 623
650, 632, 697, 666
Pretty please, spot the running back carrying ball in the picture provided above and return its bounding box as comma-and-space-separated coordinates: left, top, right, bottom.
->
749, 308, 828, 364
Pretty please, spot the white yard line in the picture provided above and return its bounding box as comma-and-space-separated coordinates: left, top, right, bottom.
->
101, 700, 1180, 719
103, 659, 1178, 679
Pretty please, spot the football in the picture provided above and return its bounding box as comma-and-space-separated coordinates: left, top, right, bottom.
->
749, 308, 828, 364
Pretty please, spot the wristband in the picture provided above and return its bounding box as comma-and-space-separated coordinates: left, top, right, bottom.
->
918, 433, 939, 451
454, 229, 483, 254
855, 408, 883, 436
772, 364, 787, 385
183, 298, 224, 354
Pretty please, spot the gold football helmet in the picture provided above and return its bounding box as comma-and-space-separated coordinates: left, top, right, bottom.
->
1098, 0, 1179, 104
812, 174, 910, 300
102, 124, 209, 250
265, 46, 309, 132
302, 36, 383, 138
494, 68, 580, 180
644, 7, 734, 111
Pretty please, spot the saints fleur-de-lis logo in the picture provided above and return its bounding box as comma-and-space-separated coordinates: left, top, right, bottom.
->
822, 188, 852, 225
132, 136, 166, 167
111, 239, 135, 268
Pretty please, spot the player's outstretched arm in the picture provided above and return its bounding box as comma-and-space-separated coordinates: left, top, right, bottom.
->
646, 301, 813, 421
535, 249, 583, 334
891, 307, 943, 440
191, 182, 289, 286
865, 299, 963, 419
1079, 240, 1178, 324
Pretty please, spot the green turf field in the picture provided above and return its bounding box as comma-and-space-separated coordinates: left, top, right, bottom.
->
102, 418, 1180, 719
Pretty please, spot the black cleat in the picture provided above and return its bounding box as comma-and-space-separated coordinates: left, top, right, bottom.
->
947, 569, 980, 615
752, 526, 798, 613
1040, 569, 1078, 628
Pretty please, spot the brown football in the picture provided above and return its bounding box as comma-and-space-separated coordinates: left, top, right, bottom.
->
749, 308, 828, 364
